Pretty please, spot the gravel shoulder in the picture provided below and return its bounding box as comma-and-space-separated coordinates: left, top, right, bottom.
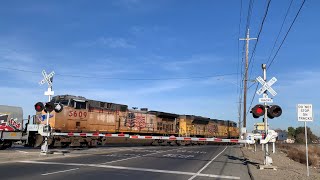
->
241, 145, 320, 180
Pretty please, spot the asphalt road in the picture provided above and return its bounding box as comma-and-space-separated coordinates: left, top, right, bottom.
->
0, 145, 251, 180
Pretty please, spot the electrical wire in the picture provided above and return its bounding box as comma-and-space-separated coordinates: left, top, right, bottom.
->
248, 0, 272, 78
266, 0, 294, 65
54, 72, 239, 81
267, 0, 306, 69
237, 0, 243, 96
246, 83, 259, 116
0, 66, 238, 81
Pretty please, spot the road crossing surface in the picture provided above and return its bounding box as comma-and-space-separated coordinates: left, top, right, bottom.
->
0, 145, 251, 180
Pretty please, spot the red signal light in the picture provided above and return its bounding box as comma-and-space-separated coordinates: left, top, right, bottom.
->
34, 102, 44, 112
256, 107, 263, 114
251, 104, 265, 118
36, 105, 41, 111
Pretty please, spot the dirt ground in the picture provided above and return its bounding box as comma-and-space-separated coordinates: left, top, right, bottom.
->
241, 144, 320, 180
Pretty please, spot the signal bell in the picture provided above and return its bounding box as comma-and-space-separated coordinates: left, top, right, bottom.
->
267, 105, 282, 119
54, 103, 64, 113
251, 104, 265, 118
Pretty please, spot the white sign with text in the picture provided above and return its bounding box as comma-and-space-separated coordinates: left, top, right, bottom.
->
297, 104, 313, 122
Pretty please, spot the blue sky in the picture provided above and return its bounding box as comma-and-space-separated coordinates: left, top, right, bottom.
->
0, 0, 319, 135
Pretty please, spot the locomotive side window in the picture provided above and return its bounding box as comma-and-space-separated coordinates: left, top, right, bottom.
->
59, 100, 69, 106
75, 102, 86, 109
71, 99, 87, 109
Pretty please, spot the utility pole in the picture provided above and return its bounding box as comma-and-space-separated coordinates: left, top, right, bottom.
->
238, 100, 242, 138
239, 29, 257, 134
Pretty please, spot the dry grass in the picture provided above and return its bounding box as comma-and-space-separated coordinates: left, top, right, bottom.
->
278, 144, 320, 167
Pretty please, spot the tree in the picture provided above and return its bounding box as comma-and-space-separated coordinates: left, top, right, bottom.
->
293, 126, 318, 143
287, 127, 295, 138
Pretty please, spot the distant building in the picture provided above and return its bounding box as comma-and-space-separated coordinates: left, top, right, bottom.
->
285, 138, 295, 144
275, 129, 288, 141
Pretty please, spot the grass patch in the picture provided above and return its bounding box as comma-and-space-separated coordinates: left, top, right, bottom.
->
278, 144, 320, 167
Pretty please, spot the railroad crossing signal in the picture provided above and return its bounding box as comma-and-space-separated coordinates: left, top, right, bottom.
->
251, 104, 265, 118
250, 104, 282, 119
256, 76, 277, 96
34, 102, 64, 113
39, 70, 55, 86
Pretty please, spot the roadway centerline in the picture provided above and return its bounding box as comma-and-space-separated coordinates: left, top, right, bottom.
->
188, 146, 228, 180
19, 160, 240, 179
41, 168, 80, 176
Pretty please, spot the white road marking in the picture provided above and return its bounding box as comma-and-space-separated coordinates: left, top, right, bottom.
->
41, 168, 79, 176
15, 150, 29, 154
188, 146, 228, 180
19, 160, 240, 179
100, 147, 187, 164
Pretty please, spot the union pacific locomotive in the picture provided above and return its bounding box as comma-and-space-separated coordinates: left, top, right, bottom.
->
0, 94, 239, 149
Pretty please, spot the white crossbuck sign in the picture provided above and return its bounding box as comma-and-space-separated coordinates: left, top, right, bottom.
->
39, 70, 55, 86
256, 76, 277, 96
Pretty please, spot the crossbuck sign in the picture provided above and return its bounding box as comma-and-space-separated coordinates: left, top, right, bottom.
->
256, 76, 277, 96
39, 70, 55, 86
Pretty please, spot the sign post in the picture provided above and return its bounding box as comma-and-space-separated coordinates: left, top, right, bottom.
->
39, 70, 55, 155
297, 104, 313, 177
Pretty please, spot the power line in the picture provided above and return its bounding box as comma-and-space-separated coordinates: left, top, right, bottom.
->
266, 0, 294, 65
0, 66, 39, 74
245, 0, 255, 32
267, 0, 306, 69
248, 0, 272, 77
246, 83, 259, 116
54, 73, 239, 81
240, 0, 254, 96
241, 0, 255, 69
0, 66, 238, 81
237, 0, 243, 96
247, 81, 257, 90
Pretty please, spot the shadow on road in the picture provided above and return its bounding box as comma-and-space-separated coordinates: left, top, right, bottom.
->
225, 154, 259, 166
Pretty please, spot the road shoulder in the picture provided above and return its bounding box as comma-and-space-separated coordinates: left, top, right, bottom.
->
241, 145, 320, 180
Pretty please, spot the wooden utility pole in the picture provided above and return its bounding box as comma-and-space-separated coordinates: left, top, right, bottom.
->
239, 29, 256, 134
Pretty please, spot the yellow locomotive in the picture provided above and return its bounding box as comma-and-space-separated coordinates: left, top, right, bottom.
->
35, 95, 239, 147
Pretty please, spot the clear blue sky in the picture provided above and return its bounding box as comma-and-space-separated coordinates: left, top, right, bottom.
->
0, 0, 319, 135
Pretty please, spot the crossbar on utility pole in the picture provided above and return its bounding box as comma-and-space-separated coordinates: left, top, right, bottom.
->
239, 29, 257, 134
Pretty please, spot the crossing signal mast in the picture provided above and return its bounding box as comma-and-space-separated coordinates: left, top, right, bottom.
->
36, 70, 65, 155
251, 64, 282, 170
